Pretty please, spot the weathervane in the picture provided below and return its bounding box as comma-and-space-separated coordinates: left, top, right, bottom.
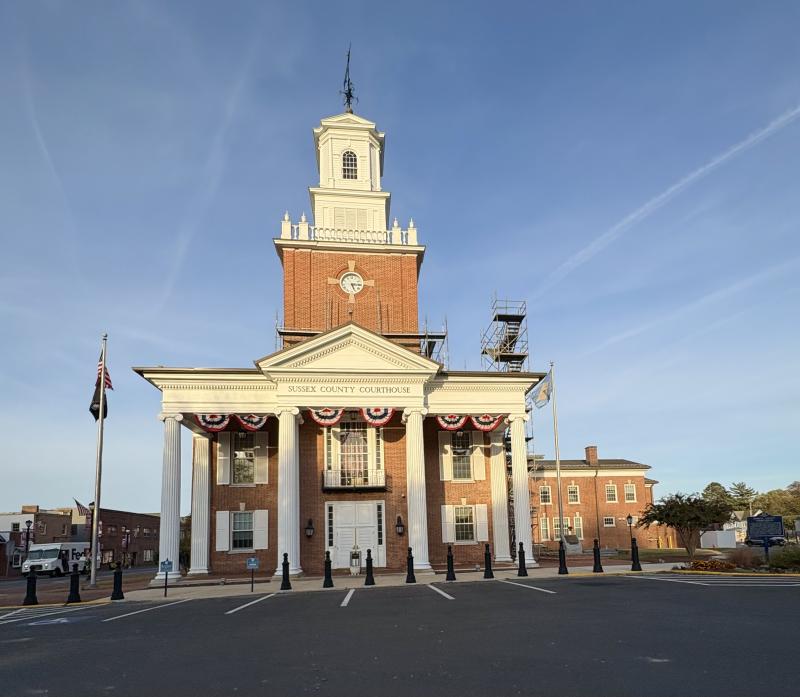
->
341, 45, 357, 113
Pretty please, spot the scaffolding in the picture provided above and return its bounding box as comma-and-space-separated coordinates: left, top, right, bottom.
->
480, 298, 529, 372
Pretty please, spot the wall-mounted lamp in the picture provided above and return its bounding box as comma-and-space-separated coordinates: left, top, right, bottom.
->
304, 518, 315, 538
395, 515, 405, 536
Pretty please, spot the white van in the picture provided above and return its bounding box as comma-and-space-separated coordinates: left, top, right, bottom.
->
21, 542, 90, 576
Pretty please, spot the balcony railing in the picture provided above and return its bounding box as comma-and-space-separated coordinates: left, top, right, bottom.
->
323, 468, 386, 490
279, 215, 419, 246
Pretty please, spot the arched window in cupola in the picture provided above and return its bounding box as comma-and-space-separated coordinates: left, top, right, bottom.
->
342, 150, 358, 180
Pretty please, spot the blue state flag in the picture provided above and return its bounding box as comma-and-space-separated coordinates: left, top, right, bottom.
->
531, 371, 552, 408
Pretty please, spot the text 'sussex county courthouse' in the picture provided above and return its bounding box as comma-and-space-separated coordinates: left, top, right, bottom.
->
136, 108, 545, 581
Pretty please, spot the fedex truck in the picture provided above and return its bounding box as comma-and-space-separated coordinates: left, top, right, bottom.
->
21, 542, 91, 576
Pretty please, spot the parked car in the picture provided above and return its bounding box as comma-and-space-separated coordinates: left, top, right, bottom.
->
745, 536, 787, 547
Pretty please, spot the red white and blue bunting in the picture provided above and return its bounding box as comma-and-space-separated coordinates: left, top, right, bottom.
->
307, 408, 345, 426
194, 414, 232, 432
237, 414, 269, 431
470, 414, 505, 432
361, 407, 394, 426
436, 414, 469, 431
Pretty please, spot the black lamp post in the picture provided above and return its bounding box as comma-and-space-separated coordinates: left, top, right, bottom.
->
395, 516, 405, 536
304, 519, 315, 538
626, 514, 633, 542
24, 519, 33, 560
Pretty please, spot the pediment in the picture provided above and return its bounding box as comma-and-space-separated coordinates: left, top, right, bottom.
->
319, 112, 376, 128
255, 324, 440, 377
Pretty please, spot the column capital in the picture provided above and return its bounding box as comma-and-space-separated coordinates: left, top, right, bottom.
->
401, 407, 428, 423
158, 412, 184, 423
275, 406, 300, 418
508, 413, 529, 424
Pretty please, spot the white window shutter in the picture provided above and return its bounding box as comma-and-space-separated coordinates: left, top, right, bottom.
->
471, 432, 486, 480
441, 505, 455, 543
368, 427, 377, 470
331, 426, 341, 468
253, 510, 268, 550
377, 428, 384, 469
254, 432, 269, 484
438, 431, 453, 481
216, 433, 231, 485
475, 504, 489, 541
215, 511, 230, 552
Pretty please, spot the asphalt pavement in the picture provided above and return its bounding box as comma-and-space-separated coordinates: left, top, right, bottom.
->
0, 574, 797, 697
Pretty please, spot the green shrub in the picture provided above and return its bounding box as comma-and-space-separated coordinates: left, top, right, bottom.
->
768, 545, 800, 570
726, 547, 761, 569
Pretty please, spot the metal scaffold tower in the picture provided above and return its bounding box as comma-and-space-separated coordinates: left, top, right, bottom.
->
480, 297, 529, 372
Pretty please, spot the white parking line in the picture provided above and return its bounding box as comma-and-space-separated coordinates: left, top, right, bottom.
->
428, 584, 454, 600
0, 605, 94, 626
225, 594, 276, 615
340, 589, 355, 607
626, 575, 710, 586
500, 580, 557, 594
102, 599, 191, 622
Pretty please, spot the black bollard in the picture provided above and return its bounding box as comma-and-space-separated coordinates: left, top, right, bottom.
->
23, 573, 38, 606
631, 538, 643, 572
593, 539, 604, 573
323, 551, 334, 588
445, 545, 456, 582
67, 563, 82, 604
110, 563, 124, 600
558, 539, 569, 575
483, 543, 494, 579
517, 542, 528, 577
365, 549, 375, 586
405, 547, 416, 584
280, 553, 292, 591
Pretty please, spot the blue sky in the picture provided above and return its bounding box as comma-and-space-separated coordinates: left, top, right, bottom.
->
1, 1, 799, 513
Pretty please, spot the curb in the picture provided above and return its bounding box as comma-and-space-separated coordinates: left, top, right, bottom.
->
664, 570, 800, 577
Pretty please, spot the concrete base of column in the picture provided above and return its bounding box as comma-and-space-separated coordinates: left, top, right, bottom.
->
495, 555, 513, 563
187, 568, 209, 576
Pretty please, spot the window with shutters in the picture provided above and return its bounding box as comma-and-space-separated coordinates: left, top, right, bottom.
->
342, 150, 357, 179
539, 517, 550, 541
573, 514, 584, 540
451, 432, 472, 480
539, 486, 552, 504
553, 517, 570, 538
232, 432, 256, 484
567, 484, 580, 503
605, 484, 618, 503
603, 516, 616, 527
339, 422, 368, 484
454, 506, 475, 542
624, 483, 637, 502
232, 512, 254, 550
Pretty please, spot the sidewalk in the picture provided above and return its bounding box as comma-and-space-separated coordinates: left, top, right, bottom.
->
123, 562, 678, 602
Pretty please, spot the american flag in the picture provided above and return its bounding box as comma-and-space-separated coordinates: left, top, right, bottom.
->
97, 357, 113, 390
74, 499, 91, 517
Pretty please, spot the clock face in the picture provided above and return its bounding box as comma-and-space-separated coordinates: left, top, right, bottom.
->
339, 271, 364, 295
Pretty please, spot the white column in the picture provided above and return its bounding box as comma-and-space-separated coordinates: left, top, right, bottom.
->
510, 414, 535, 567
188, 434, 210, 575
276, 407, 302, 575
490, 429, 512, 562
155, 413, 182, 582
403, 407, 431, 570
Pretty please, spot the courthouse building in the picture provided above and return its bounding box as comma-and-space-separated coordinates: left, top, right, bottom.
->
136, 108, 546, 580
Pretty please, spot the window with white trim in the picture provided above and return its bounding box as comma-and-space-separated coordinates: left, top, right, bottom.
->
567, 484, 580, 504
375, 428, 383, 469
603, 516, 615, 527
143, 549, 153, 562
339, 422, 369, 483
573, 514, 584, 540
553, 516, 570, 538
539, 517, 550, 541
342, 150, 357, 179
327, 505, 334, 547
454, 506, 475, 542
232, 432, 256, 484
231, 512, 254, 550
11, 522, 20, 532
451, 432, 472, 480
605, 484, 618, 503
624, 483, 637, 503
539, 486, 552, 504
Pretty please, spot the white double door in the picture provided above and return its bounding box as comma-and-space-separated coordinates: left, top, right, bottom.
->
329, 501, 385, 569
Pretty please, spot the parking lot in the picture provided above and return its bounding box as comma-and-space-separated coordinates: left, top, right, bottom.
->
1, 573, 798, 697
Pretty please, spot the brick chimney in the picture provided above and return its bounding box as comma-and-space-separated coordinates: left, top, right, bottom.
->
585, 445, 598, 467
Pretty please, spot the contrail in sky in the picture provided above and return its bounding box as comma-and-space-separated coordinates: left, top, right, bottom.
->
532, 104, 800, 300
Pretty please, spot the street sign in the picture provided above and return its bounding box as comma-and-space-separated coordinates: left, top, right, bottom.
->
747, 515, 784, 540
246, 557, 259, 570
160, 560, 173, 573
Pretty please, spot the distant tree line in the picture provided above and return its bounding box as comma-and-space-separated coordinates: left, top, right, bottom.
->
701, 480, 800, 522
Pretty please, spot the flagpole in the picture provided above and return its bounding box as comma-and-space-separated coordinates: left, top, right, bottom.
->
88, 334, 108, 588
550, 361, 566, 544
